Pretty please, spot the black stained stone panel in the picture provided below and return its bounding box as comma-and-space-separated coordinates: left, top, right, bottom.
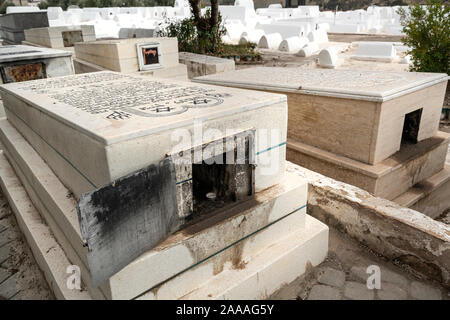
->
77, 158, 179, 287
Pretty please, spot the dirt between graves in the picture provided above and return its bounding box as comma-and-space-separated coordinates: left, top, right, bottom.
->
0, 189, 54, 300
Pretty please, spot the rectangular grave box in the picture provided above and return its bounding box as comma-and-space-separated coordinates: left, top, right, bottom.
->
179, 52, 235, 79
24, 25, 96, 49
0, 45, 74, 118
0, 11, 49, 44
194, 67, 448, 165
0, 123, 326, 299
0, 71, 287, 205
73, 37, 187, 80
0, 72, 330, 299
193, 68, 450, 206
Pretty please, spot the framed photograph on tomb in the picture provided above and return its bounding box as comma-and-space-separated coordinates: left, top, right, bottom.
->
136, 42, 163, 71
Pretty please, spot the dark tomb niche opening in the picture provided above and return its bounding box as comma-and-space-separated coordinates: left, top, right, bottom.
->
191, 135, 254, 218
401, 108, 423, 145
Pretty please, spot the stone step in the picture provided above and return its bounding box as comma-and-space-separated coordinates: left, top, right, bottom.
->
393, 165, 450, 219
287, 132, 449, 201
0, 151, 92, 300
137, 214, 329, 300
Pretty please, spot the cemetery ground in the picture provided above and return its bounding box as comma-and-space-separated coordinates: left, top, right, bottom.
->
237, 33, 409, 72
1, 182, 448, 300
0, 147, 448, 300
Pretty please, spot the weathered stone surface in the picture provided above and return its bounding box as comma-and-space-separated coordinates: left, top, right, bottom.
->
194, 67, 448, 164
0, 45, 72, 65
77, 160, 179, 287
0, 231, 10, 247
0, 267, 11, 283
410, 281, 442, 300
74, 37, 184, 76
0, 71, 287, 199
381, 268, 408, 288
344, 281, 375, 300
179, 52, 235, 79
307, 285, 342, 300
317, 267, 345, 288
0, 272, 19, 299
377, 282, 408, 300
0, 245, 9, 264
24, 25, 95, 49
287, 163, 450, 288
350, 265, 408, 289
0, 153, 92, 300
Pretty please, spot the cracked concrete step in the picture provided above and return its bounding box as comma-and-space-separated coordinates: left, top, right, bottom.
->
138, 215, 328, 300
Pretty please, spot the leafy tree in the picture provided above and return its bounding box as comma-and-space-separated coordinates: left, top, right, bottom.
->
158, 7, 225, 54
188, 0, 221, 49
398, 0, 449, 74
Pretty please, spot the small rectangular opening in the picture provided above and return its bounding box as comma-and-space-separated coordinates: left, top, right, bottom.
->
171, 129, 255, 221
191, 137, 254, 218
62, 30, 83, 47
401, 108, 422, 145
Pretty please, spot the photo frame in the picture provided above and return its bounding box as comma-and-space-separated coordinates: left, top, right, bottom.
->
136, 42, 163, 71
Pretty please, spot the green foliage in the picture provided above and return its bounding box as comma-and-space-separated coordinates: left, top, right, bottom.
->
0, 1, 14, 15
157, 9, 226, 54
38, 0, 174, 10
158, 17, 198, 52
220, 42, 261, 62
398, 0, 450, 74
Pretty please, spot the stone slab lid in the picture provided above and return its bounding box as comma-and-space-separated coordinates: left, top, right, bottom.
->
0, 44, 72, 63
193, 67, 449, 102
0, 71, 285, 145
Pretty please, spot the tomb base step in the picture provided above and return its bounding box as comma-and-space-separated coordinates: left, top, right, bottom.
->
73, 57, 188, 81
0, 151, 93, 300
393, 165, 450, 219
137, 214, 329, 300
287, 132, 450, 200
22, 40, 76, 55
0, 118, 319, 300
137, 63, 188, 81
